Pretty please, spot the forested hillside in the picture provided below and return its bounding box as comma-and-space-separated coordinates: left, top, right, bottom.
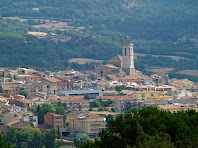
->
0, 19, 119, 68
1, 0, 197, 40
0, 0, 198, 73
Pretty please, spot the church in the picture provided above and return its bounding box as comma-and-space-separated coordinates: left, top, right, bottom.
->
95, 36, 141, 78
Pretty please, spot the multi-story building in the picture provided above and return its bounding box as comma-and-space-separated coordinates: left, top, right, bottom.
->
67, 111, 106, 138
145, 95, 173, 101
44, 112, 64, 128
1, 111, 38, 127
42, 77, 69, 96
131, 90, 159, 100
59, 96, 90, 109
115, 96, 136, 113
60, 89, 102, 100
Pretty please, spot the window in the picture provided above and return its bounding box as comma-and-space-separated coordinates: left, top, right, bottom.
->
125, 48, 126, 55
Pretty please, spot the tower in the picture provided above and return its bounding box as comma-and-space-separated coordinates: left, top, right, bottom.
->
121, 36, 135, 75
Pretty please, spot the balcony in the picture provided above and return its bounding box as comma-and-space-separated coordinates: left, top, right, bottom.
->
90, 127, 104, 130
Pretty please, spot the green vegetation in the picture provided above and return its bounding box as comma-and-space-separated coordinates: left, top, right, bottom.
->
117, 92, 126, 96
18, 90, 28, 98
0, 0, 198, 79
1, 0, 198, 41
0, 133, 13, 148
74, 134, 91, 147
169, 73, 198, 82
3, 126, 59, 148
90, 98, 115, 111
81, 107, 198, 148
31, 101, 68, 126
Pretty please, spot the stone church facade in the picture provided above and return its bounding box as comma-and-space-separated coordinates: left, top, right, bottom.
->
95, 36, 140, 78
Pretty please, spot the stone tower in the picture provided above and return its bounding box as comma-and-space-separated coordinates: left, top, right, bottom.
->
121, 36, 135, 75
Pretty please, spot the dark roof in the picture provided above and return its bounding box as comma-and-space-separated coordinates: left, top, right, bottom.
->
0, 125, 9, 132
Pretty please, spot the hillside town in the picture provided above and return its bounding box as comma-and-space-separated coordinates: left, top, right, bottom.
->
0, 37, 198, 145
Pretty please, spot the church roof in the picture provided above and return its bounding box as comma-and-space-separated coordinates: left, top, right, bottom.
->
108, 55, 122, 62
104, 64, 120, 69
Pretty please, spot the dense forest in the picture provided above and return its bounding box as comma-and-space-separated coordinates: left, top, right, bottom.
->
0, 0, 198, 78
0, 0, 198, 41
80, 107, 198, 148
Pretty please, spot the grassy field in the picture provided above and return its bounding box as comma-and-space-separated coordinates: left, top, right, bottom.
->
134, 53, 188, 61
176, 70, 198, 77
68, 58, 103, 64
145, 67, 175, 73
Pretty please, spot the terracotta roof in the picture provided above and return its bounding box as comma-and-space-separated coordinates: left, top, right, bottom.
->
104, 64, 119, 69
60, 96, 90, 102
96, 96, 136, 100
158, 104, 198, 110
51, 113, 63, 117
0, 125, 9, 132
108, 55, 122, 61
6, 120, 20, 126
47, 96, 57, 101
0, 93, 12, 98
67, 111, 85, 118
86, 114, 105, 120
46, 112, 63, 117
18, 75, 41, 78
132, 90, 158, 94
44, 77, 61, 83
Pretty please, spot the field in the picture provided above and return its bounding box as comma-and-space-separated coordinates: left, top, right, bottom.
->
68, 58, 103, 64
32, 21, 85, 31
3, 17, 85, 31
134, 53, 188, 61
176, 70, 198, 77
145, 67, 175, 73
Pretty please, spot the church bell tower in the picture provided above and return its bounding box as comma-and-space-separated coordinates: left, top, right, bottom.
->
122, 36, 135, 75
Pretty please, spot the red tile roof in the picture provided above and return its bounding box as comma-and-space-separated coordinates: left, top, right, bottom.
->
60, 96, 90, 102
96, 96, 136, 100
6, 120, 20, 126
44, 77, 61, 83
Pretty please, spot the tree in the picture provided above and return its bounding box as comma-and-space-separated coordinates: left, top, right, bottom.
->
82, 107, 198, 148
55, 106, 65, 115
41, 103, 56, 115
18, 90, 28, 98
84, 94, 89, 100
44, 129, 57, 148
115, 85, 127, 92
36, 105, 44, 124
74, 134, 91, 147
0, 133, 13, 148
3, 126, 43, 148
117, 92, 126, 96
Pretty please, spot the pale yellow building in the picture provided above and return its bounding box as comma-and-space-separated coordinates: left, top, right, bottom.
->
67, 111, 106, 137
132, 90, 159, 100
158, 104, 198, 113
146, 95, 173, 101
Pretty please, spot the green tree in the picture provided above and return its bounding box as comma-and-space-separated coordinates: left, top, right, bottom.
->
84, 94, 89, 100
18, 90, 28, 98
82, 107, 198, 147
55, 106, 65, 115
36, 105, 44, 124
44, 129, 57, 148
42, 103, 56, 115
74, 134, 91, 148
0, 133, 13, 148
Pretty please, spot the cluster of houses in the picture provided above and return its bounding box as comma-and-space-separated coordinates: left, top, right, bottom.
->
0, 65, 198, 140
